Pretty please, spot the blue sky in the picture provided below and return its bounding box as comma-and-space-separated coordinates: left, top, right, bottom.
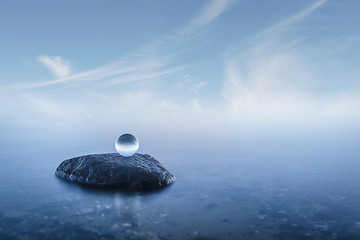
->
1, 0, 360, 139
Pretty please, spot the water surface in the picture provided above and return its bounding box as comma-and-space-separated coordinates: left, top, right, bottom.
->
0, 128, 359, 240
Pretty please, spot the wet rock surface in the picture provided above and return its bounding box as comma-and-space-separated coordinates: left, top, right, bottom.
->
55, 153, 175, 191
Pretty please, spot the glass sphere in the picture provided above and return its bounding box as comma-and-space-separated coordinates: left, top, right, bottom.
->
115, 133, 139, 157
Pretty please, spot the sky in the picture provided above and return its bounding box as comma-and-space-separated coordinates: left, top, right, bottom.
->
0, 0, 360, 142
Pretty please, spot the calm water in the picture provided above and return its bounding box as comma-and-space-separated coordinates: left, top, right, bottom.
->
0, 128, 360, 240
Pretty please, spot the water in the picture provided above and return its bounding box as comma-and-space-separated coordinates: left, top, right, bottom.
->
0, 128, 360, 239
115, 134, 139, 157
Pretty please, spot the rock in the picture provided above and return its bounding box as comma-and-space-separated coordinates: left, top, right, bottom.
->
55, 153, 175, 191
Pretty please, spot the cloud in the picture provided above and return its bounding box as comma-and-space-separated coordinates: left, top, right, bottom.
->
192, 98, 202, 112
22, 94, 68, 117
184, 0, 237, 33
1, 0, 236, 92
222, 0, 360, 124
191, 82, 206, 92
159, 100, 180, 111
222, 0, 326, 113
261, 0, 327, 36
38, 55, 71, 78
94, 90, 181, 113
175, 78, 206, 93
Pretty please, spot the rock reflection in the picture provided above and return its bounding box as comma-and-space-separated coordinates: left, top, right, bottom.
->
114, 193, 140, 230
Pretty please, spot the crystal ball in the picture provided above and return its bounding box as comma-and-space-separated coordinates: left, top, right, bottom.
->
115, 133, 139, 157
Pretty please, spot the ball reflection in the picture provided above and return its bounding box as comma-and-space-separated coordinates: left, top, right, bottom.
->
115, 133, 139, 157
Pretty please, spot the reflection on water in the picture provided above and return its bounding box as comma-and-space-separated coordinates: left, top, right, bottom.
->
0, 130, 360, 239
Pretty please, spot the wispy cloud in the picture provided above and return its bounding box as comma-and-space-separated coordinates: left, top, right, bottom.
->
192, 98, 202, 112
221, 0, 360, 124
2, 0, 237, 92
38, 55, 71, 78
159, 100, 180, 111
191, 81, 206, 92
261, 0, 327, 36
175, 77, 206, 93
183, 0, 237, 33
22, 94, 68, 117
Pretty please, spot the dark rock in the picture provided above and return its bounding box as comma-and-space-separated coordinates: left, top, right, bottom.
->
55, 153, 175, 191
